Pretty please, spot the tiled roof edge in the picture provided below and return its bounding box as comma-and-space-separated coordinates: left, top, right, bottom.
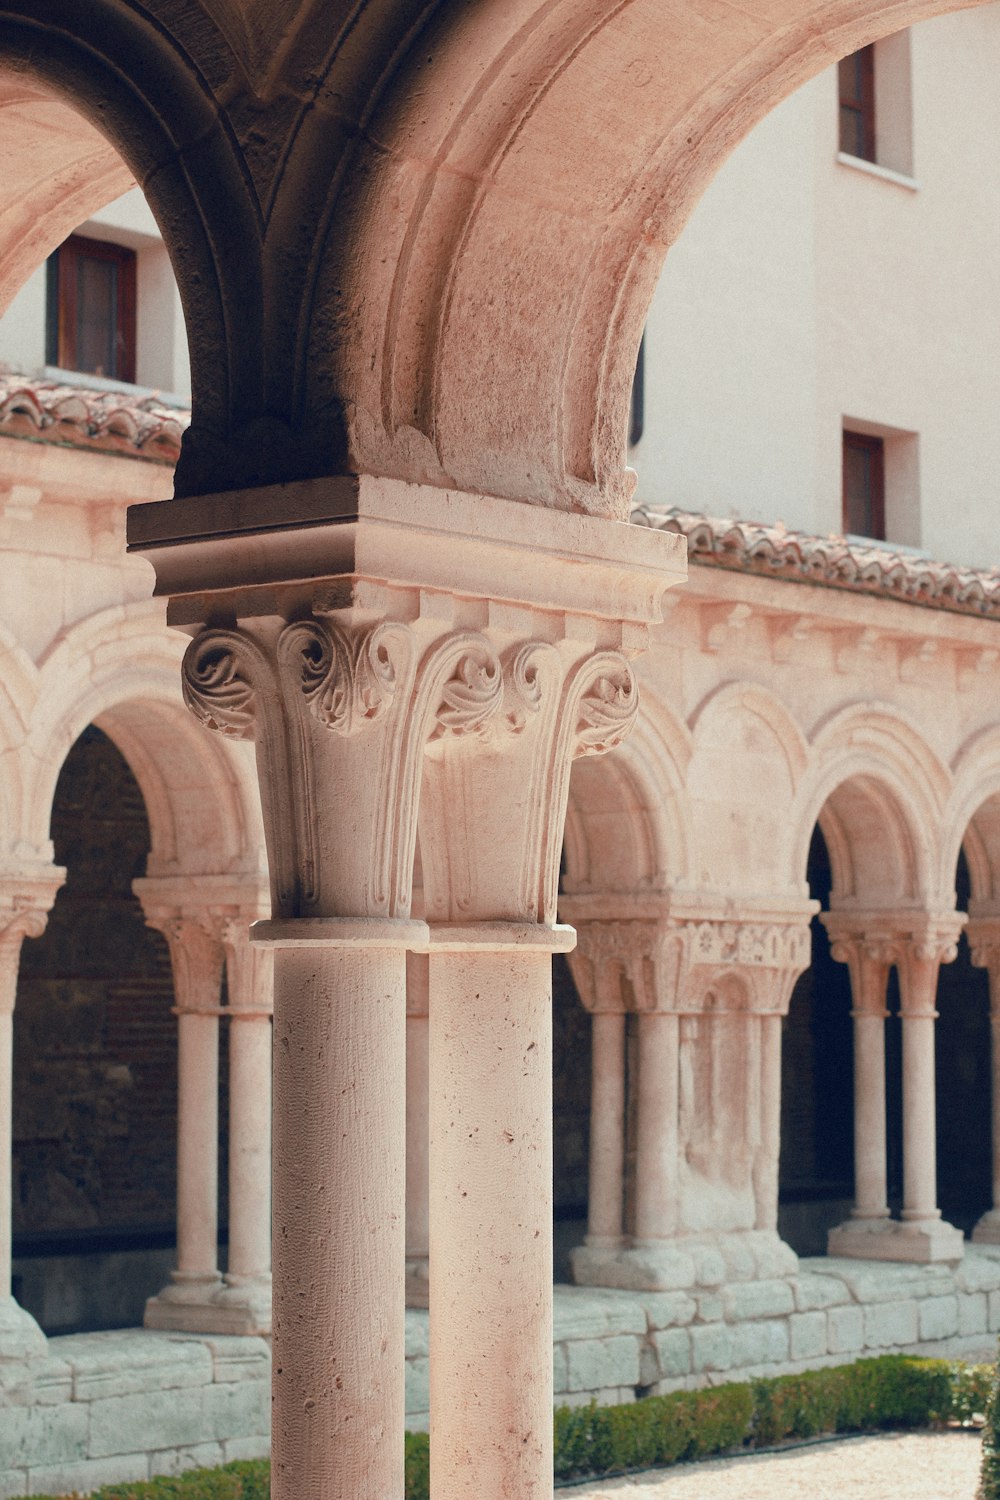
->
631, 504, 1000, 622
0, 371, 186, 465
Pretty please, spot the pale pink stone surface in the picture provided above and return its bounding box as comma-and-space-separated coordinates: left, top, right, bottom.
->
567, 1431, 982, 1498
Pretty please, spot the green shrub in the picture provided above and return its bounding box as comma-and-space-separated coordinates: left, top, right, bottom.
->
18, 1354, 994, 1500
978, 1350, 1000, 1500
403, 1432, 429, 1498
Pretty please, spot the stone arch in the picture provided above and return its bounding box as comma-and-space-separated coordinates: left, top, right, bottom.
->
944, 727, 1000, 906
24, 602, 264, 879
562, 686, 692, 895
793, 702, 950, 905
686, 681, 809, 895
0, 3, 261, 493
0, 0, 989, 504
322, 0, 992, 514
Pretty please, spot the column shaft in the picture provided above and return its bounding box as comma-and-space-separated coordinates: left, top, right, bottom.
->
429, 948, 553, 1500
175, 1010, 221, 1281
901, 1011, 940, 1223
633, 1011, 679, 1244
226, 1010, 271, 1282
405, 951, 430, 1304
754, 1013, 783, 1232
586, 1009, 626, 1246
271, 944, 406, 1500
852, 1010, 889, 1220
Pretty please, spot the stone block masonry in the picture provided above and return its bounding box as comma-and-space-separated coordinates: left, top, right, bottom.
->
0, 1331, 269, 1499
4, 1250, 1000, 1495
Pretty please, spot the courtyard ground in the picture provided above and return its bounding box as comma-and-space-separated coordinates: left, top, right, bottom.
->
564, 1430, 983, 1498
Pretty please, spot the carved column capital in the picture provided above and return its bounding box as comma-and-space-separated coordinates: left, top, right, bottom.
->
665, 898, 817, 1016
0, 864, 65, 1013
561, 894, 816, 1016
823, 909, 965, 1017
967, 917, 1000, 984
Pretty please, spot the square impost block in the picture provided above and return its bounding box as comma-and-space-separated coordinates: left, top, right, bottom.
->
126, 476, 687, 633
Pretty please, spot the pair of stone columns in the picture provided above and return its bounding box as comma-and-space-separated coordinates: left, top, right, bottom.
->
0, 866, 65, 1359
561, 896, 815, 1291
128, 475, 686, 1500
135, 876, 273, 1334
824, 912, 966, 1262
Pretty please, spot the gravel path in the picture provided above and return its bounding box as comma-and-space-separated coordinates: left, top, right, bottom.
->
563, 1431, 983, 1499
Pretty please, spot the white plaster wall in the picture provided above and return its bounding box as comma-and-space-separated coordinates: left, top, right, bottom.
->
634, 4, 1000, 571
0, 185, 191, 400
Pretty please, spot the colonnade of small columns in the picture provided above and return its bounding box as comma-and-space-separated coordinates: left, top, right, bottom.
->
0, 865, 274, 1355
822, 912, 966, 1261
547, 894, 816, 1290
133, 875, 274, 1334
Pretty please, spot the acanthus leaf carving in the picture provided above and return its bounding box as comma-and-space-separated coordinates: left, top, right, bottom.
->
574, 660, 638, 758
279, 619, 401, 736
431, 644, 503, 739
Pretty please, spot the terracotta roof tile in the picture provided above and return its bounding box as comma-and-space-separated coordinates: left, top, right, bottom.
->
0, 371, 187, 464
631, 504, 1000, 621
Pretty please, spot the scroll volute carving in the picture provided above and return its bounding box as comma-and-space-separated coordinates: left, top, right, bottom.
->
183, 616, 421, 920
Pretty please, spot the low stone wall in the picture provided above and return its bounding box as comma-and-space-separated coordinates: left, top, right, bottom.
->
406, 1248, 1000, 1428
5, 1252, 1000, 1496
0, 1330, 269, 1499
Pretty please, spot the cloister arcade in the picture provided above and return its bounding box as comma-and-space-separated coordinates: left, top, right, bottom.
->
0, 1, 996, 1497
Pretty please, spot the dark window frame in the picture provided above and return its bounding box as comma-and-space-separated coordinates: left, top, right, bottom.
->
842, 429, 886, 540
45, 233, 137, 384
838, 45, 876, 162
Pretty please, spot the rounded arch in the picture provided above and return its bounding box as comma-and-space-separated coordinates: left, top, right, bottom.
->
562, 685, 692, 894
944, 726, 1000, 906
792, 702, 951, 904
0, 3, 262, 493
323, 0, 992, 514
24, 602, 264, 878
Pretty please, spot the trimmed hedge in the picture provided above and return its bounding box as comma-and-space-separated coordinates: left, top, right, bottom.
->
979, 1355, 1000, 1500
22, 1355, 994, 1500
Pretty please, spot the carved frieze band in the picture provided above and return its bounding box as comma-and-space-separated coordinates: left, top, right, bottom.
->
569, 911, 814, 1016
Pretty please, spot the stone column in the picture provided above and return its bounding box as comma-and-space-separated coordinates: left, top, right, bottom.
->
405, 949, 430, 1307
969, 922, 1000, 1243
217, 911, 273, 1332
823, 926, 893, 1256
570, 902, 812, 1292
825, 912, 965, 1263
562, 912, 636, 1253
0, 869, 63, 1359
895, 922, 965, 1260
136, 882, 226, 1329
129, 473, 684, 1500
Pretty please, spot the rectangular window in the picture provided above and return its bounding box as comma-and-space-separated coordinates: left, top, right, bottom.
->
838, 45, 876, 162
842, 430, 885, 540
45, 234, 136, 383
